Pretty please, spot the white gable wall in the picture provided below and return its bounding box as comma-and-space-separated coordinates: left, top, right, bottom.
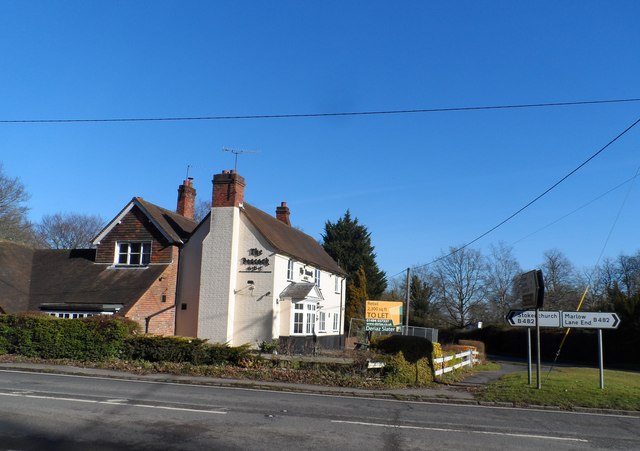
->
175, 215, 210, 337
232, 214, 277, 346
198, 206, 240, 343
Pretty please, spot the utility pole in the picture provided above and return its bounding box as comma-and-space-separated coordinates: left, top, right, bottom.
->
404, 267, 410, 335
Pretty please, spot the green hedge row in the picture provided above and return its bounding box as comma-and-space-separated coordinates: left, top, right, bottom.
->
123, 335, 252, 365
0, 314, 252, 365
0, 314, 137, 360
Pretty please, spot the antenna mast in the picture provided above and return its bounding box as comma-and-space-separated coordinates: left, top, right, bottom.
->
223, 147, 259, 172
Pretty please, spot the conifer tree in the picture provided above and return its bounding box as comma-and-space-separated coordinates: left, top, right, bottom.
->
322, 210, 387, 328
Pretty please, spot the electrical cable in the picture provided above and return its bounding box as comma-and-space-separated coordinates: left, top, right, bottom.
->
545, 162, 640, 379
1, 98, 639, 124
406, 116, 640, 273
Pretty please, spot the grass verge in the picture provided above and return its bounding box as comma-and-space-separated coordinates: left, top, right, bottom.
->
478, 367, 640, 411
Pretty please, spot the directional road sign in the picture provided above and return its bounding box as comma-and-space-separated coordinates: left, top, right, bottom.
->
506, 310, 561, 328
561, 312, 621, 329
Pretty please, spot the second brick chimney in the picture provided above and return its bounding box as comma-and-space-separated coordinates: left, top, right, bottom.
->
176, 177, 196, 220
276, 202, 290, 225
212, 170, 245, 208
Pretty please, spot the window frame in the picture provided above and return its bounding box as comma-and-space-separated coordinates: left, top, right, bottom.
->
291, 301, 317, 336
287, 259, 294, 281
333, 313, 339, 332
318, 311, 326, 333
115, 241, 152, 266
314, 268, 321, 287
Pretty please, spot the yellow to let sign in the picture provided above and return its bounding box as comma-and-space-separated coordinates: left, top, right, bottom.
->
365, 300, 403, 327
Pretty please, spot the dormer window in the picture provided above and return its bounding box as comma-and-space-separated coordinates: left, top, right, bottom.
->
116, 242, 151, 266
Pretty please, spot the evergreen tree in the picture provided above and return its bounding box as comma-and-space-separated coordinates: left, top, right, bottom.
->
346, 266, 368, 334
322, 210, 387, 297
322, 211, 387, 328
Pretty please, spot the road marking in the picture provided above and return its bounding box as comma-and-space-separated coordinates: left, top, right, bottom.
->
331, 420, 589, 443
0, 392, 227, 415
1, 369, 638, 419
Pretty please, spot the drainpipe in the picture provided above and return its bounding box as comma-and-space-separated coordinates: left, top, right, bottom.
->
144, 304, 177, 334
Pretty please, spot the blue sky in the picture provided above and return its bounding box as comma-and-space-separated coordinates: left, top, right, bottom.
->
2, 1, 639, 282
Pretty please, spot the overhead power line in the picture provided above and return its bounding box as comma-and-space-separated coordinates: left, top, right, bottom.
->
402, 115, 640, 275
1, 98, 640, 124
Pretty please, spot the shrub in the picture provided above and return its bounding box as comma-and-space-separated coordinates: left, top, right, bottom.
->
369, 334, 434, 363
0, 314, 135, 360
381, 352, 433, 386
122, 335, 254, 366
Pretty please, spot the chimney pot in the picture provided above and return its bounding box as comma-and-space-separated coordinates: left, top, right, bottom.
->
276, 201, 291, 226
212, 170, 245, 208
177, 178, 197, 220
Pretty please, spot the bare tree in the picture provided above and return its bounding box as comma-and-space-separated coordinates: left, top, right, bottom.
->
541, 249, 579, 310
194, 199, 211, 222
616, 253, 640, 297
432, 247, 486, 328
35, 212, 105, 249
0, 163, 36, 245
484, 242, 521, 324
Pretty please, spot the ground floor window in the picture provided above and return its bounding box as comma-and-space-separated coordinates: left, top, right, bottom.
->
292, 301, 317, 335
318, 311, 326, 332
333, 313, 339, 331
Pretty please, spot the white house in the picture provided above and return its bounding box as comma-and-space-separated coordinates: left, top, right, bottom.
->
176, 170, 347, 350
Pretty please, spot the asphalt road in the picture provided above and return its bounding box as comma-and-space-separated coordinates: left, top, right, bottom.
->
0, 369, 638, 450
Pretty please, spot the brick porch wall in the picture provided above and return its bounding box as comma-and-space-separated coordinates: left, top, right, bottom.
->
124, 247, 179, 335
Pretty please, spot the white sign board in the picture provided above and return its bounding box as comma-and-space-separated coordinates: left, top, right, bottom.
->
561, 312, 620, 329
506, 310, 561, 328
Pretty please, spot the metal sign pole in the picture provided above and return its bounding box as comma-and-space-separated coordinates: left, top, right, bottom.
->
598, 329, 604, 390
527, 328, 532, 385
536, 307, 541, 389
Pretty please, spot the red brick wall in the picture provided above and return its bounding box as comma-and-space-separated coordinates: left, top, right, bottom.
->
124, 247, 179, 335
95, 206, 174, 264
212, 170, 245, 208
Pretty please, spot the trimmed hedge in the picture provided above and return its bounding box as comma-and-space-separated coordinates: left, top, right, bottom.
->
369, 335, 434, 363
122, 335, 252, 365
0, 314, 137, 360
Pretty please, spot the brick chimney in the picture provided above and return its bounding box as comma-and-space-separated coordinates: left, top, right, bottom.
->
176, 177, 196, 220
276, 202, 290, 225
212, 170, 245, 208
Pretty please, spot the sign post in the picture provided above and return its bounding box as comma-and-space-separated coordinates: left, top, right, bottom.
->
507, 309, 621, 389
512, 270, 545, 388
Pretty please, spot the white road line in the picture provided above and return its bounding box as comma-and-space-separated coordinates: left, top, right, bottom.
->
331, 420, 589, 443
1, 369, 637, 419
0, 392, 227, 415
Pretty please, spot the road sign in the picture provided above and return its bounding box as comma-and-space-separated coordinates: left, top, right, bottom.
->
561, 312, 620, 329
506, 310, 561, 327
365, 300, 403, 332
513, 270, 544, 309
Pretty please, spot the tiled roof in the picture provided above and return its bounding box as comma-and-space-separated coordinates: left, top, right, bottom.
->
0, 242, 167, 315
93, 197, 197, 246
242, 203, 346, 276
134, 197, 197, 243
0, 241, 34, 313
28, 249, 167, 314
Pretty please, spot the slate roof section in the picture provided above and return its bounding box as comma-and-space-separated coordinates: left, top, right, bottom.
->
0, 241, 34, 313
279, 282, 324, 300
28, 248, 167, 314
241, 203, 346, 276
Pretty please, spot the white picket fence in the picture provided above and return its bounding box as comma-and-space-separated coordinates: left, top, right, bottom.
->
433, 349, 480, 376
